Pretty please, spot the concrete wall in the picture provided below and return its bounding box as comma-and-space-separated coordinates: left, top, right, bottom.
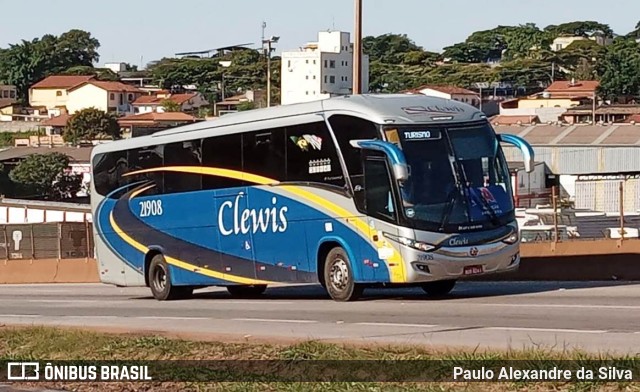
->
0, 122, 41, 133
0, 258, 99, 284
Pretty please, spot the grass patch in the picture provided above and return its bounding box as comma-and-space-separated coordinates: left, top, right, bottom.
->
0, 326, 637, 391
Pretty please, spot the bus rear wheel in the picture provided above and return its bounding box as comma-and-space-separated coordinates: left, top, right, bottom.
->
324, 247, 363, 302
148, 254, 192, 301
421, 280, 457, 296
227, 285, 267, 298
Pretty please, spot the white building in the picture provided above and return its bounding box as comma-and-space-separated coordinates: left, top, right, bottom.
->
281, 31, 369, 106
105, 62, 127, 74
407, 85, 480, 107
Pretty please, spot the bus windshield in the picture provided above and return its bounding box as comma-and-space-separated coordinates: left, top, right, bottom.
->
388, 122, 514, 232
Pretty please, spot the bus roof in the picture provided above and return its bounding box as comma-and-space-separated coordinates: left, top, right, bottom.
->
92, 94, 485, 159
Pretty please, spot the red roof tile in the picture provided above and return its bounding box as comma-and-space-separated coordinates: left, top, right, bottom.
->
69, 81, 142, 93
545, 80, 599, 94
119, 112, 197, 122
0, 98, 16, 109
132, 95, 162, 105
31, 75, 95, 89
41, 114, 71, 127
133, 93, 199, 106
169, 93, 197, 104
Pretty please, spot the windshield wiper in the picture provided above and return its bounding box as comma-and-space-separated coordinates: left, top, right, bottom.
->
438, 186, 460, 231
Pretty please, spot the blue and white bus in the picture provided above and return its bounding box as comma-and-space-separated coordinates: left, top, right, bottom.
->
90, 94, 534, 302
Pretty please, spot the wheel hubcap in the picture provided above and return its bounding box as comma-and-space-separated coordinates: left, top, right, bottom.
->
329, 258, 349, 291
154, 267, 166, 291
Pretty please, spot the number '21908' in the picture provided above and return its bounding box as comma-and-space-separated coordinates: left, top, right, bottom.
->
139, 200, 163, 217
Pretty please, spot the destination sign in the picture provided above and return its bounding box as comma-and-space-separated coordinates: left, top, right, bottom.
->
401, 129, 442, 141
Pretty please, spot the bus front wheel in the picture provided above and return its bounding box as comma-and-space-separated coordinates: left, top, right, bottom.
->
227, 285, 267, 298
148, 254, 192, 301
324, 247, 363, 302
421, 280, 457, 296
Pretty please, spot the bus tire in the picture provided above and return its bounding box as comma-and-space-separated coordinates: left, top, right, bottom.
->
227, 285, 267, 298
324, 247, 363, 302
148, 254, 189, 301
421, 280, 457, 296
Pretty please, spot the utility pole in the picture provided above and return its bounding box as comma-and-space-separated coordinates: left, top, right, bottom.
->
262, 35, 279, 107
352, 0, 363, 95
592, 92, 597, 124
267, 42, 272, 107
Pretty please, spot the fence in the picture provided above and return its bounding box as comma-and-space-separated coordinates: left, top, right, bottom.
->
0, 222, 94, 260
519, 183, 640, 243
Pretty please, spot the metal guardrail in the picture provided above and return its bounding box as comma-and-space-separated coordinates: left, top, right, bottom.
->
0, 222, 94, 260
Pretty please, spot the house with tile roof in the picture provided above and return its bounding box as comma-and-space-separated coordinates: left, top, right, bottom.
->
118, 111, 201, 137
28, 75, 143, 116
66, 80, 143, 114
28, 75, 95, 111
132, 91, 209, 114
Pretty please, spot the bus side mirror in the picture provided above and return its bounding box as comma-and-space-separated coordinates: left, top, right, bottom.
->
350, 139, 410, 181
498, 134, 535, 173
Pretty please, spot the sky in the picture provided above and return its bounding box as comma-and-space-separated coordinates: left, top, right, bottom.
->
1, 0, 639, 68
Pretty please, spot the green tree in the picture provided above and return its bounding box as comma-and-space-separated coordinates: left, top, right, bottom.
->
545, 21, 613, 37
149, 58, 220, 91
627, 21, 640, 39
8, 153, 82, 200
0, 29, 100, 100
63, 65, 119, 81
0, 163, 10, 197
443, 24, 552, 63
237, 101, 256, 111
161, 99, 182, 112
363, 34, 423, 63
556, 40, 603, 79
64, 108, 121, 144
596, 39, 640, 99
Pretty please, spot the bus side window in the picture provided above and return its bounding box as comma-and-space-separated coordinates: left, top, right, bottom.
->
164, 140, 202, 194
328, 115, 380, 198
286, 122, 344, 187
127, 146, 163, 195
364, 158, 397, 222
93, 151, 128, 197
202, 134, 245, 190
242, 128, 286, 182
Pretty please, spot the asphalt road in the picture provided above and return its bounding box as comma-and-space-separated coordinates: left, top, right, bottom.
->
0, 282, 638, 355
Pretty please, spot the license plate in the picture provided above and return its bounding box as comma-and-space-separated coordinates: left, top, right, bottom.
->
463, 265, 484, 275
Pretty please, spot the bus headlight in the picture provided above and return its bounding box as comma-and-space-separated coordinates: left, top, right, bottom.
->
502, 232, 519, 245
396, 237, 435, 252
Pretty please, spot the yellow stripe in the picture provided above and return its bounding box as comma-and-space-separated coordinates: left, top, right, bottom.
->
126, 166, 278, 186
108, 211, 272, 285
122, 165, 406, 283
281, 186, 407, 283
130, 184, 156, 199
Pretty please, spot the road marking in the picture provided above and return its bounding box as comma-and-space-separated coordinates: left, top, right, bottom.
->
65, 316, 119, 319
232, 318, 317, 324
26, 300, 106, 304
483, 304, 640, 310
485, 327, 607, 334
222, 301, 294, 305
356, 322, 438, 328
0, 314, 40, 318
136, 316, 209, 320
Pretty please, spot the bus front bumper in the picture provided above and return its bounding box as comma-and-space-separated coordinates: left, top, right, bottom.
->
400, 241, 520, 283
